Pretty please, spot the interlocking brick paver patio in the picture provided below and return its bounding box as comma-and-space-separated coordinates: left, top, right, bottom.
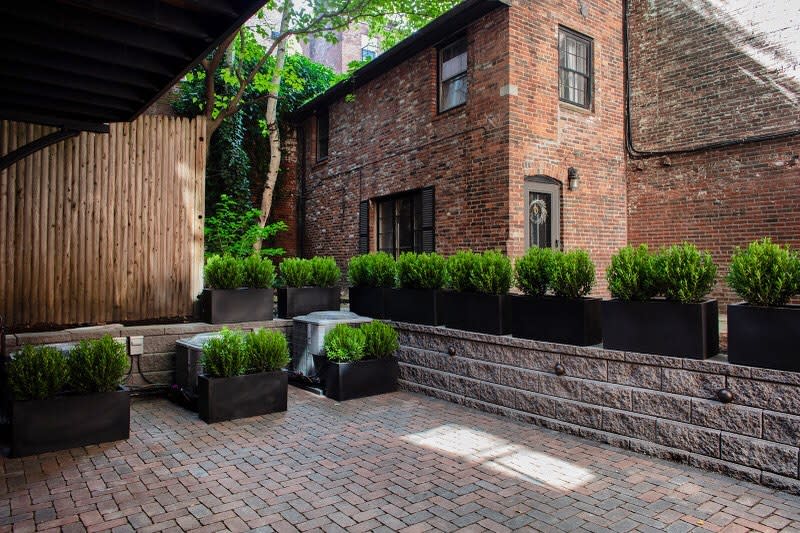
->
2, 389, 800, 532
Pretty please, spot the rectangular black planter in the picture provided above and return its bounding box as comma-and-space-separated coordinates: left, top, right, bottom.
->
727, 303, 800, 372
323, 357, 399, 401
384, 288, 442, 325
602, 299, 719, 359
277, 287, 341, 318
202, 288, 274, 324
510, 295, 602, 346
440, 291, 511, 335
198, 371, 288, 423
348, 286, 389, 318
11, 389, 130, 457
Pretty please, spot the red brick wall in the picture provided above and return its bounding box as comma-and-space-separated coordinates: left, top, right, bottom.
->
266, 125, 299, 258
507, 0, 627, 295
298, 9, 511, 271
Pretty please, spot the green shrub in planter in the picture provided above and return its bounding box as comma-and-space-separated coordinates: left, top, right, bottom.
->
607, 244, 659, 301
245, 329, 289, 373
515, 247, 556, 297
472, 251, 513, 295
68, 335, 129, 394
362, 321, 399, 359
8, 345, 69, 400
727, 238, 800, 306
348, 253, 396, 287
396, 252, 447, 289
202, 329, 248, 378
655, 243, 716, 303
446, 250, 480, 292
280, 258, 314, 287
551, 250, 595, 299
242, 254, 276, 288
205, 254, 245, 289
310, 256, 341, 287
323, 324, 366, 363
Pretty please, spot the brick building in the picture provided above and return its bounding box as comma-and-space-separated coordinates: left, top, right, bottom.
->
281, 0, 799, 303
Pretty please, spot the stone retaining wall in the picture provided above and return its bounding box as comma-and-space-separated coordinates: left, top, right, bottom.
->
396, 323, 800, 494
4, 320, 293, 387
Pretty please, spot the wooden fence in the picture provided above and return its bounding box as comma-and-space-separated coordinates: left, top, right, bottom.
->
0, 116, 206, 328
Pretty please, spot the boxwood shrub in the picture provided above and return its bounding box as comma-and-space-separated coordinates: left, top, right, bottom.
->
655, 243, 717, 303
514, 247, 556, 297
348, 253, 396, 288
68, 335, 129, 393
323, 324, 366, 363
8, 345, 69, 400
396, 252, 447, 289
551, 250, 595, 299
727, 238, 800, 306
202, 329, 248, 378
446, 251, 480, 292
245, 329, 289, 373
242, 254, 276, 289
280, 258, 314, 287
205, 254, 245, 289
310, 256, 341, 287
361, 321, 399, 359
607, 244, 659, 301
472, 250, 513, 295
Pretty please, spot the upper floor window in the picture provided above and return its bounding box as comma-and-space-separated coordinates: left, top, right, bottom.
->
439, 37, 467, 112
558, 28, 592, 108
316, 109, 329, 161
361, 47, 377, 61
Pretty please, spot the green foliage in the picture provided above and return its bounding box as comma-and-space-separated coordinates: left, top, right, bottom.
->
607, 245, 659, 301
280, 258, 314, 287
364, 0, 461, 50
727, 238, 800, 306
396, 252, 447, 289
205, 254, 245, 289
242, 254, 276, 288
446, 251, 480, 292
514, 247, 556, 297
245, 329, 290, 373
7, 345, 69, 400
655, 243, 717, 303
323, 324, 366, 363
551, 250, 595, 299
361, 321, 399, 359
204, 194, 287, 260
310, 256, 341, 287
471, 251, 513, 295
68, 335, 129, 394
202, 329, 248, 378
347, 253, 396, 287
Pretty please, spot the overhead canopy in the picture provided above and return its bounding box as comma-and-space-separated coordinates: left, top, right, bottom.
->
0, 0, 267, 132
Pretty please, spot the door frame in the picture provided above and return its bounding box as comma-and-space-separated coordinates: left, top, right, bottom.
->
524, 175, 562, 250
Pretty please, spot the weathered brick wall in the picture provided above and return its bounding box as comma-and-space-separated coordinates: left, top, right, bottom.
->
397, 322, 800, 494
507, 0, 627, 295
266, 127, 300, 258
627, 0, 800, 152
299, 9, 511, 271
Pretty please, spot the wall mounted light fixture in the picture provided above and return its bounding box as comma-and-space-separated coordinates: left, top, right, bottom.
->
567, 167, 579, 190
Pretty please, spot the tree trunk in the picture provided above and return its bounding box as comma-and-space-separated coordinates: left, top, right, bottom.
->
253, 9, 290, 252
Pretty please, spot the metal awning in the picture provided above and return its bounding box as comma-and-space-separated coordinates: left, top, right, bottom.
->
0, 0, 266, 132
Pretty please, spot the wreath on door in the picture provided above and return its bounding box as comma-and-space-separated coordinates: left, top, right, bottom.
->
529, 198, 548, 225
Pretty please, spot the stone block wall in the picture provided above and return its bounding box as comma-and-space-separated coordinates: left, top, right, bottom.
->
4, 320, 293, 387
396, 323, 800, 494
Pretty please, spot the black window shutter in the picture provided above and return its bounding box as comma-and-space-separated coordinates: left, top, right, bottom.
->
421, 187, 435, 253
358, 200, 369, 254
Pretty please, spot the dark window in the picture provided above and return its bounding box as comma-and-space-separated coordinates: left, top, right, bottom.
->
558, 28, 592, 108
375, 189, 434, 257
361, 47, 376, 61
439, 37, 467, 112
316, 110, 329, 161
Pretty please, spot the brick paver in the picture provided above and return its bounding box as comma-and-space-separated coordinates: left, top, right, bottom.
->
2, 389, 800, 532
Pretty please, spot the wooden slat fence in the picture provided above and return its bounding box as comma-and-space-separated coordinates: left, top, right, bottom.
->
0, 116, 206, 328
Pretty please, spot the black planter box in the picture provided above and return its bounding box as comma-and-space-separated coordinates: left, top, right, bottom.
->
11, 388, 130, 457
511, 295, 602, 346
384, 288, 442, 325
348, 286, 389, 318
323, 357, 399, 401
198, 371, 288, 423
727, 303, 800, 372
202, 288, 274, 324
277, 287, 341, 318
602, 299, 719, 359
440, 291, 511, 335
